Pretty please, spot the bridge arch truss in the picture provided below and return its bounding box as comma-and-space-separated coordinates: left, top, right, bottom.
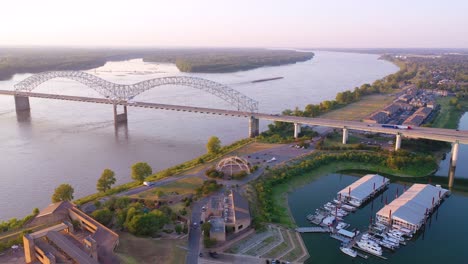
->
14, 71, 258, 112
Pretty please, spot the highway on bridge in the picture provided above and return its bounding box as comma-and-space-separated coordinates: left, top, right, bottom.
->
1, 90, 467, 145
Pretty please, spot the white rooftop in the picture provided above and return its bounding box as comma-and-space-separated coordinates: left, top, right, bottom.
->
376, 184, 449, 226
337, 174, 389, 201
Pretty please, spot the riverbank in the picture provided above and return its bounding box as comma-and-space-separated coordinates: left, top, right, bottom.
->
0, 47, 314, 80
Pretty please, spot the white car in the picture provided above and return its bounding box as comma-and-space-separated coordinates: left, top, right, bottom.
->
143, 181, 154, 186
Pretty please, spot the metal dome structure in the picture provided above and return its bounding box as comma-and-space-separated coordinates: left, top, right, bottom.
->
216, 156, 251, 176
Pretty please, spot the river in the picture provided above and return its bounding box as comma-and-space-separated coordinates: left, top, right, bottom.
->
435, 112, 468, 179
0, 51, 408, 221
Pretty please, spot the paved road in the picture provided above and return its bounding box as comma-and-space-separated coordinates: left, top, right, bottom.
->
186, 196, 211, 264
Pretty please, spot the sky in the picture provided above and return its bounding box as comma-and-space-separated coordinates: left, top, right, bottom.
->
1, 0, 467, 48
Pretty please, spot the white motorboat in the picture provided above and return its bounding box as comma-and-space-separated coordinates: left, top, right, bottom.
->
357, 239, 383, 256
348, 200, 362, 207
340, 247, 357, 258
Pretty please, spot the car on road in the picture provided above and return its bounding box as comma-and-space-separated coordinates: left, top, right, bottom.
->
143, 181, 154, 186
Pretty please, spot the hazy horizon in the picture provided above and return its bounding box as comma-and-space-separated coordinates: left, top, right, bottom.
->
1, 0, 467, 48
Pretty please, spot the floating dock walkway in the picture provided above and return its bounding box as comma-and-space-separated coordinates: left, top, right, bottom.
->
296, 227, 331, 233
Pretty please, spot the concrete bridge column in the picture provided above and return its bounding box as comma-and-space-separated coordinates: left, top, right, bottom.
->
448, 141, 459, 189
14, 95, 30, 111
113, 104, 128, 125
342, 128, 348, 144
248, 116, 259, 138
294, 123, 301, 138
395, 133, 402, 151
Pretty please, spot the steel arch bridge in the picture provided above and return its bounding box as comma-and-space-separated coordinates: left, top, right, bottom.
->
14, 71, 259, 112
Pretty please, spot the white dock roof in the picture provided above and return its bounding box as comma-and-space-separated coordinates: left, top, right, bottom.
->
376, 184, 449, 226
337, 174, 389, 201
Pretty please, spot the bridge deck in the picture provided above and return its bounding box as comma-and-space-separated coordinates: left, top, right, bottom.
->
1, 90, 467, 144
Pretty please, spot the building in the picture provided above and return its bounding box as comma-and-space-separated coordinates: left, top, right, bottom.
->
363, 111, 388, 124
23, 201, 119, 264
382, 103, 401, 116
337, 174, 390, 207
402, 107, 433, 127
209, 217, 226, 242
205, 190, 251, 242
376, 184, 449, 233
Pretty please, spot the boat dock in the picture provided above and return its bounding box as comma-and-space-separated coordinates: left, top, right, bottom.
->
352, 245, 388, 260
296, 227, 331, 233
307, 211, 326, 225
330, 233, 351, 243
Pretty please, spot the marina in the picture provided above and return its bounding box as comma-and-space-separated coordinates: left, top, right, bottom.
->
337, 174, 390, 207
299, 173, 451, 261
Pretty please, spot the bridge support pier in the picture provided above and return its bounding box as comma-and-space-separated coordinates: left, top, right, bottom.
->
14, 96, 30, 112
395, 133, 402, 151
342, 128, 348, 144
113, 104, 128, 125
248, 116, 259, 138
448, 141, 459, 188
294, 123, 301, 138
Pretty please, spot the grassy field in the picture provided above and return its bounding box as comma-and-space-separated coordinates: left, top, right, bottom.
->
131, 177, 203, 200
116, 232, 187, 264
431, 97, 468, 129
320, 94, 395, 121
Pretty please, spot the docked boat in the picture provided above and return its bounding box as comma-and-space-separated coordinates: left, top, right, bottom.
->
348, 200, 361, 207
341, 204, 357, 212
340, 247, 357, 258
336, 222, 350, 230
333, 199, 342, 205
357, 236, 383, 256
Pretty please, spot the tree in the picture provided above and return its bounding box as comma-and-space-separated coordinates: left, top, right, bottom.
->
206, 136, 221, 154
131, 162, 152, 183
92, 208, 113, 226
97, 168, 116, 192
51, 184, 74, 203
126, 210, 168, 236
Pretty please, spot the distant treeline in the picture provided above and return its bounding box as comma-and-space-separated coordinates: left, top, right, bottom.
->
0, 47, 314, 80
145, 49, 314, 73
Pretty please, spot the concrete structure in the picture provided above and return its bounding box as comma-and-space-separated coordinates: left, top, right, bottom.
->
249, 116, 259, 138
14, 95, 30, 111
294, 123, 301, 138
113, 104, 127, 125
23, 201, 119, 264
1, 90, 467, 146
337, 174, 390, 207
209, 217, 226, 242
342, 127, 349, 144
376, 184, 449, 233
395, 133, 402, 151
206, 190, 251, 242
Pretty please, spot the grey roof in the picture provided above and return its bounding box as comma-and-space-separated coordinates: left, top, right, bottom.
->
46, 231, 99, 264
338, 174, 389, 201
377, 184, 449, 226
210, 217, 225, 233
232, 190, 251, 221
